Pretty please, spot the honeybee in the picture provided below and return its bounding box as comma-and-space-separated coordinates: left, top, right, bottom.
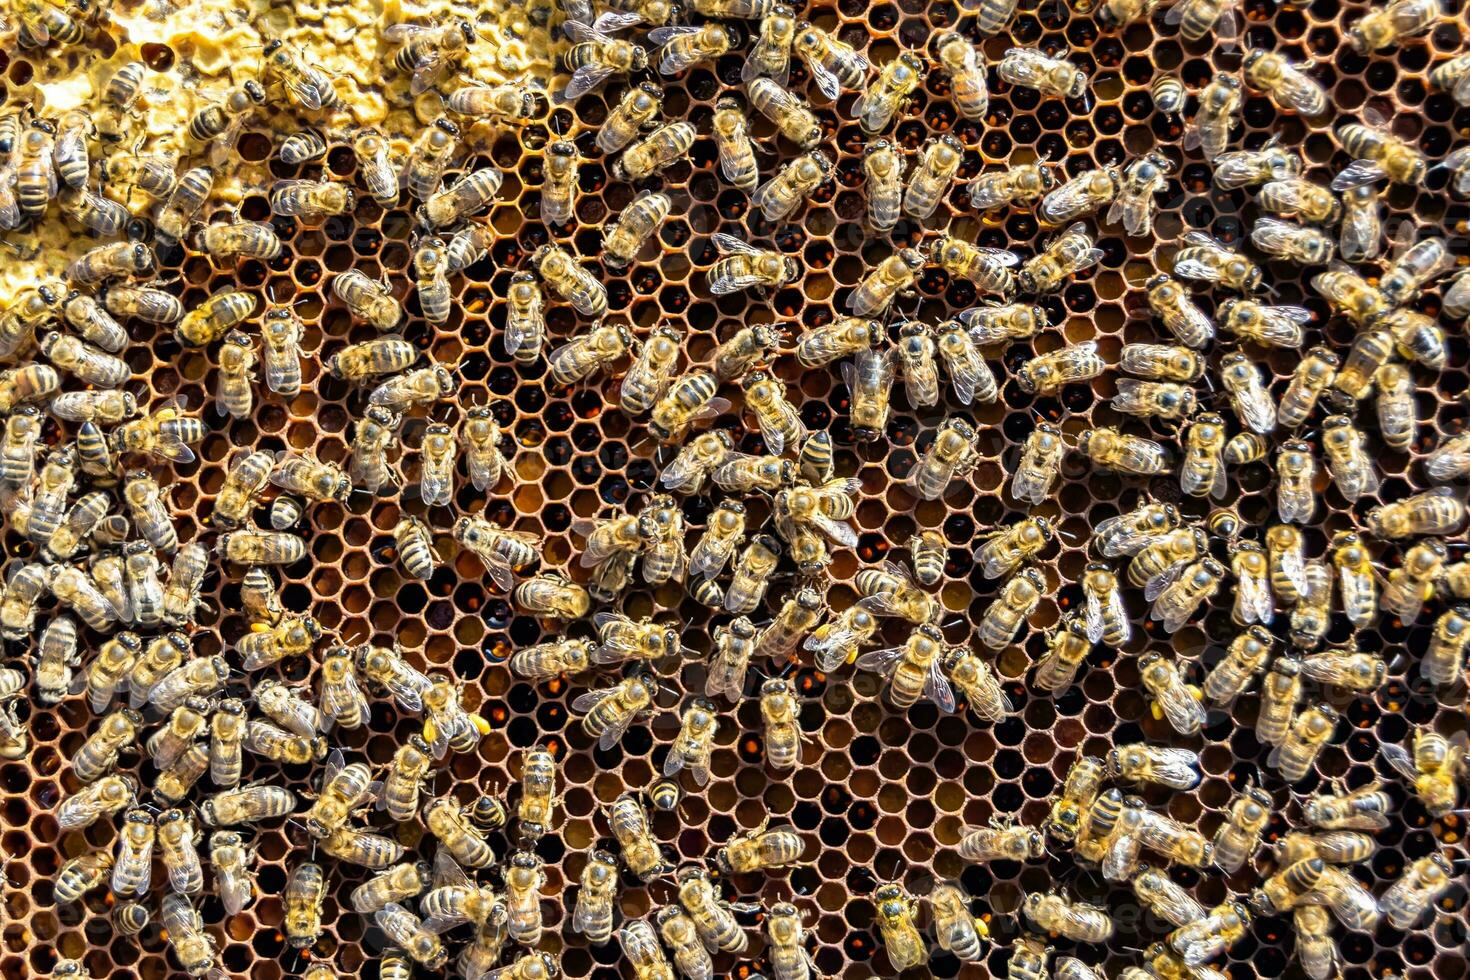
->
350, 860, 432, 918
41, 332, 130, 388
591, 84, 661, 157
783, 20, 864, 101
1383, 729, 1466, 817
1023, 892, 1114, 941
1122, 868, 1203, 936
855, 51, 924, 134
1002, 422, 1067, 506
1333, 116, 1428, 193
1105, 153, 1173, 236
565, 850, 621, 946
750, 150, 833, 223
1205, 782, 1273, 876
612, 121, 696, 181
932, 240, 1020, 301
423, 796, 495, 868
155, 808, 205, 895
109, 806, 157, 896
648, 22, 738, 75
270, 177, 354, 219
333, 269, 403, 332
1371, 486, 1466, 540
1022, 222, 1103, 294
1038, 166, 1119, 226
1347, 0, 1438, 52
0, 364, 61, 415
1380, 852, 1456, 930
857, 623, 955, 711
51, 564, 118, 632
1078, 427, 1172, 475
1265, 702, 1341, 782
1184, 75, 1240, 160
533, 245, 609, 320
1141, 274, 1215, 348
1018, 343, 1109, 396
419, 167, 503, 229
1003, 937, 1058, 980
1318, 415, 1378, 503
281, 862, 328, 950
1151, 559, 1225, 635
724, 534, 781, 613
1042, 755, 1104, 845
492, 849, 546, 946
999, 47, 1089, 100
1128, 652, 1199, 734
1168, 901, 1251, 967
620, 919, 676, 980
372, 734, 432, 823
898, 135, 963, 219
1174, 412, 1227, 501
599, 793, 668, 885
1218, 352, 1276, 434
906, 416, 977, 501
55, 850, 114, 906
73, 707, 142, 783
238, 613, 321, 670
214, 330, 256, 418
754, 587, 826, 661
1028, 615, 1089, 693
979, 567, 1046, 650
1173, 233, 1263, 293
858, 881, 924, 970
1423, 604, 1470, 687
973, 517, 1055, 580
452, 515, 541, 589
573, 671, 657, 750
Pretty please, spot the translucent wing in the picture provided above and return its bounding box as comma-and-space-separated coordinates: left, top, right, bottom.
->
1143, 559, 1189, 603
1151, 751, 1203, 789
598, 705, 637, 751
562, 64, 614, 101
807, 58, 844, 101
926, 659, 957, 714
1083, 589, 1106, 644
571, 686, 616, 713
661, 446, 711, 491
1330, 159, 1387, 191
999, 48, 1049, 88
968, 178, 1011, 211
648, 25, 701, 43
806, 628, 858, 672
321, 671, 367, 725
853, 645, 904, 675
562, 19, 610, 43
1380, 743, 1420, 783
1236, 566, 1273, 625
1172, 257, 1222, 283
810, 513, 858, 548
594, 11, 644, 31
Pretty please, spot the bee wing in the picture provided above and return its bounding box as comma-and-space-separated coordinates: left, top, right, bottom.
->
660, 447, 710, 491
320, 671, 367, 725
1171, 257, 1222, 283
571, 686, 616, 713
755, 410, 788, 455
1233, 390, 1277, 435
1039, 177, 1100, 224
708, 267, 768, 295
923, 658, 957, 714
657, 46, 698, 75
561, 64, 615, 101
807, 628, 859, 671
1150, 749, 1203, 789
1102, 831, 1142, 881
1083, 589, 1107, 644
1212, 153, 1259, 189
804, 55, 844, 101
945, 351, 988, 405
419, 465, 452, 508
810, 513, 858, 548
1237, 567, 1273, 624
562, 19, 610, 43
1330, 159, 1387, 191
744, 40, 791, 87
853, 644, 904, 675
1143, 560, 1189, 602
1154, 672, 1207, 728
1380, 743, 1420, 783
648, 25, 700, 43
999, 49, 1049, 88
594, 11, 644, 30
597, 706, 637, 751
688, 537, 733, 581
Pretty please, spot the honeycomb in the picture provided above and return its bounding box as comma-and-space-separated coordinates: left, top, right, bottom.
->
2, 0, 1469, 979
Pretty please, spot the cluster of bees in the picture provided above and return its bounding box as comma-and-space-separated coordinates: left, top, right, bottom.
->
0, 0, 1468, 979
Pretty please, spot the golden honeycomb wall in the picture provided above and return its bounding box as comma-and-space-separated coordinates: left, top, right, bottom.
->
1, 1, 1468, 980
